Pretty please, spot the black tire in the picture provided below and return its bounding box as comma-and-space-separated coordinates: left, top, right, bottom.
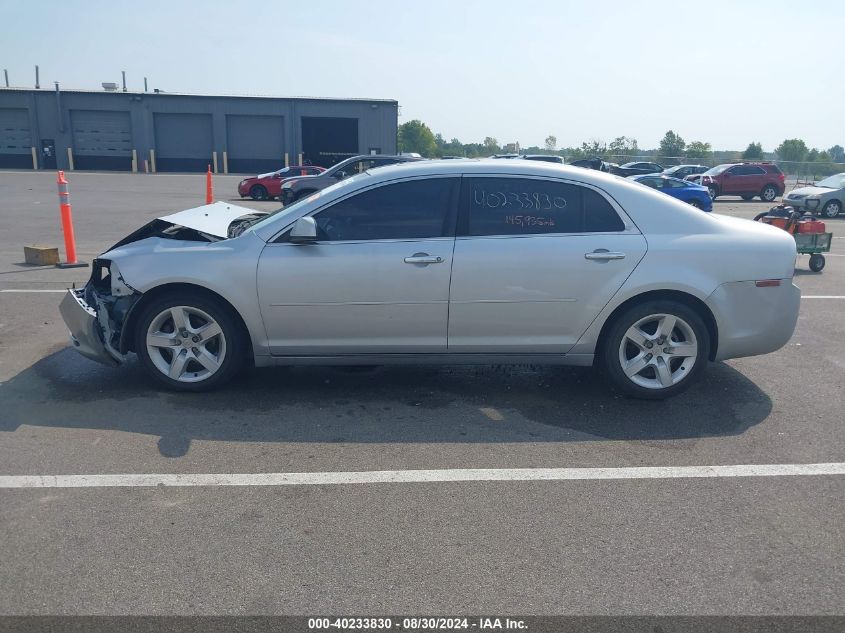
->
741, 195, 754, 201
753, 211, 769, 221
822, 200, 842, 218
249, 185, 268, 201
809, 254, 825, 272
761, 184, 778, 203
707, 185, 718, 200
133, 291, 246, 392
599, 300, 710, 400
688, 199, 701, 209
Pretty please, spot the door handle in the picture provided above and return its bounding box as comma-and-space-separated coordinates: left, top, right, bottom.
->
585, 250, 626, 261
404, 253, 444, 265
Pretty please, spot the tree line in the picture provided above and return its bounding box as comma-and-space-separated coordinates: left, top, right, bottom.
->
398, 120, 844, 175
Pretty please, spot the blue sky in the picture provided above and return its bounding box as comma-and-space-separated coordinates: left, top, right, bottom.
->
1, 0, 841, 151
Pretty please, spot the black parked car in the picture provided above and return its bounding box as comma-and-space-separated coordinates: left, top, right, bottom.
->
612, 161, 664, 177
521, 154, 564, 164
568, 157, 612, 172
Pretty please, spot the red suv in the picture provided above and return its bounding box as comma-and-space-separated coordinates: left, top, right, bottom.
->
237, 165, 325, 201
694, 162, 785, 202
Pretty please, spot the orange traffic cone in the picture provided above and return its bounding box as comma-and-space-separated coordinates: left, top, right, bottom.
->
55, 171, 88, 268
205, 164, 213, 204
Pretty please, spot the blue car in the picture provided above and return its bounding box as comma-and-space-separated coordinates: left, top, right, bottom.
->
629, 174, 713, 211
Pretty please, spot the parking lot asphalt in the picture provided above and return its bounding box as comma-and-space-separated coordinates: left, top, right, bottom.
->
0, 170, 843, 615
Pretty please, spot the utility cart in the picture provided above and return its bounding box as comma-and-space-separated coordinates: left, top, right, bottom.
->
755, 205, 833, 272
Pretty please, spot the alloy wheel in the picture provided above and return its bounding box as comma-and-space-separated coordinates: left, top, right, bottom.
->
145, 306, 227, 383
823, 201, 841, 218
618, 313, 698, 390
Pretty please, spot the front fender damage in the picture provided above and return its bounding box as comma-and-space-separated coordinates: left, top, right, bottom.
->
86, 258, 142, 364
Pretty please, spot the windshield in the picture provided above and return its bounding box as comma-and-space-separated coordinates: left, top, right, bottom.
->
703, 164, 731, 176
815, 174, 845, 189
247, 172, 371, 234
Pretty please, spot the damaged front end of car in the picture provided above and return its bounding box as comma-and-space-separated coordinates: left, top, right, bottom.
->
59, 258, 141, 367
59, 201, 267, 367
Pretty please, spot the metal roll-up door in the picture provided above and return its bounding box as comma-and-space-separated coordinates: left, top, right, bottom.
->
301, 117, 359, 167
153, 113, 213, 172
70, 110, 133, 171
0, 108, 33, 169
226, 115, 285, 174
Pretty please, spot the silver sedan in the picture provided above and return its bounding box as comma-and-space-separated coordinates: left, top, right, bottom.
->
60, 160, 800, 399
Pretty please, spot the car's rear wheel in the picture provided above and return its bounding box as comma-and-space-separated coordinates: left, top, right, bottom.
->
822, 200, 841, 218
134, 292, 245, 391
761, 185, 778, 202
707, 186, 718, 200
600, 300, 710, 400
249, 185, 268, 201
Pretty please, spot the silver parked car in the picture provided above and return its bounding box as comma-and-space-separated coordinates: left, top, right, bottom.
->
783, 173, 845, 218
60, 160, 800, 399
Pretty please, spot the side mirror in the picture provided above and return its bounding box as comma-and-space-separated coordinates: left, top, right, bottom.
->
289, 216, 317, 244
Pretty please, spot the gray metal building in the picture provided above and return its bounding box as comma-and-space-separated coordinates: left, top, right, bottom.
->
0, 88, 398, 173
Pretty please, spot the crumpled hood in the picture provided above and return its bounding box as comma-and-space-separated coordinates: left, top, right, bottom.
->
158, 201, 260, 238
784, 186, 829, 199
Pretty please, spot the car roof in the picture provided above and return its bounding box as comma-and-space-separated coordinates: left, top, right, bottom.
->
364, 157, 630, 187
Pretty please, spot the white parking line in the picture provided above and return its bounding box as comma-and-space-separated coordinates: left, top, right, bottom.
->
0, 463, 843, 489
0, 289, 67, 293
803, 296, 845, 299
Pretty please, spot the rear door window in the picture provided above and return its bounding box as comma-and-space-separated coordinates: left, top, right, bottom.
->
462, 177, 624, 236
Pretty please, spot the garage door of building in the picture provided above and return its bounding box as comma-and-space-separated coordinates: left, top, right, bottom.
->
153, 113, 213, 172
301, 117, 358, 168
70, 110, 132, 171
226, 115, 284, 174
0, 108, 33, 169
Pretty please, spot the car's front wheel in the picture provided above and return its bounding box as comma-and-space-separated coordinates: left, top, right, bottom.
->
134, 292, 245, 391
600, 300, 710, 400
822, 200, 841, 218
249, 185, 268, 201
